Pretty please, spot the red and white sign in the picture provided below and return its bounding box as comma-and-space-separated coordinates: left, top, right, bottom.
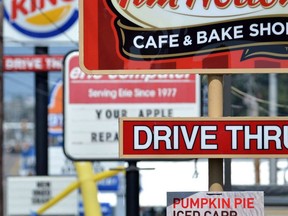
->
120, 117, 288, 159
167, 191, 264, 216
80, 0, 288, 74
64, 51, 200, 160
4, 0, 78, 44
4, 55, 63, 72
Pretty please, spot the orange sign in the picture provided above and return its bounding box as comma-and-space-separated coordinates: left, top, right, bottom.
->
48, 80, 63, 136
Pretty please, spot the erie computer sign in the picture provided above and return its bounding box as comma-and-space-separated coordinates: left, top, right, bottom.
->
63, 51, 200, 160
79, 0, 288, 74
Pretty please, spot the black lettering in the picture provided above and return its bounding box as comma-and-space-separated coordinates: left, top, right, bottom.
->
146, 109, 153, 116
139, 109, 145, 117
37, 182, 50, 187
106, 110, 112, 118
99, 132, 104, 142
114, 132, 119, 141
104, 109, 128, 119
32, 197, 50, 204
95, 110, 102, 119
33, 190, 50, 196
106, 132, 112, 140
154, 109, 160, 116
91, 132, 97, 141
122, 109, 127, 117
91, 132, 118, 142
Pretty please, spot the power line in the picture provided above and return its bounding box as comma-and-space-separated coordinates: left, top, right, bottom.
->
232, 86, 288, 110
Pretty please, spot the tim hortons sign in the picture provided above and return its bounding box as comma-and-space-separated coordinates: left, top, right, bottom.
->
79, 0, 288, 74
119, 117, 288, 159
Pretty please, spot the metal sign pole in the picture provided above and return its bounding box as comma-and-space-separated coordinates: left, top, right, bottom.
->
126, 161, 140, 216
208, 75, 224, 191
35, 46, 48, 175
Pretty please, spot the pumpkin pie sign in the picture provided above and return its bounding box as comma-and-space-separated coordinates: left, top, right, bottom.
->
79, 0, 288, 74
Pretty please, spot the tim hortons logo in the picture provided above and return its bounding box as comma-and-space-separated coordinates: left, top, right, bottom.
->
107, 0, 288, 61
118, 0, 287, 10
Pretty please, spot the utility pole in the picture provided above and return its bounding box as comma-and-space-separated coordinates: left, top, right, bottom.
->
0, 0, 4, 215
245, 75, 260, 184
269, 73, 278, 184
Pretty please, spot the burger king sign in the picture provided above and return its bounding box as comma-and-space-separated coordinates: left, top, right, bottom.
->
4, 0, 78, 44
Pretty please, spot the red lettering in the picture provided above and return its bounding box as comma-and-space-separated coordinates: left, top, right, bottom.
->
12, 0, 28, 20
234, 198, 242, 208
214, 0, 232, 8
118, 0, 287, 9
11, 0, 73, 20
258, 0, 277, 7
133, 0, 146, 7
118, 0, 178, 9
31, 0, 37, 13
247, 198, 254, 208
279, 0, 288, 6
173, 198, 181, 208
186, 0, 196, 8
190, 198, 200, 208
30, 0, 57, 13
209, 198, 217, 208
202, 0, 211, 9
48, 0, 58, 5
147, 0, 178, 8
118, 0, 129, 8
201, 198, 208, 208
234, 0, 248, 7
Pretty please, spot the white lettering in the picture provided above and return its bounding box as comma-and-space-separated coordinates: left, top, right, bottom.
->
263, 126, 281, 149
181, 126, 199, 149
244, 126, 262, 150
134, 126, 152, 149
226, 125, 243, 150
201, 126, 217, 150
154, 126, 172, 149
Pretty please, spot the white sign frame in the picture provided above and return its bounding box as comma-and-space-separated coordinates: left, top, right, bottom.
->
7, 176, 78, 216
63, 51, 200, 160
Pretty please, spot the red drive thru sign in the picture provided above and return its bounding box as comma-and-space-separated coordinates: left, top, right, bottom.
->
64, 51, 200, 160
120, 117, 288, 159
80, 0, 288, 74
4, 55, 63, 72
